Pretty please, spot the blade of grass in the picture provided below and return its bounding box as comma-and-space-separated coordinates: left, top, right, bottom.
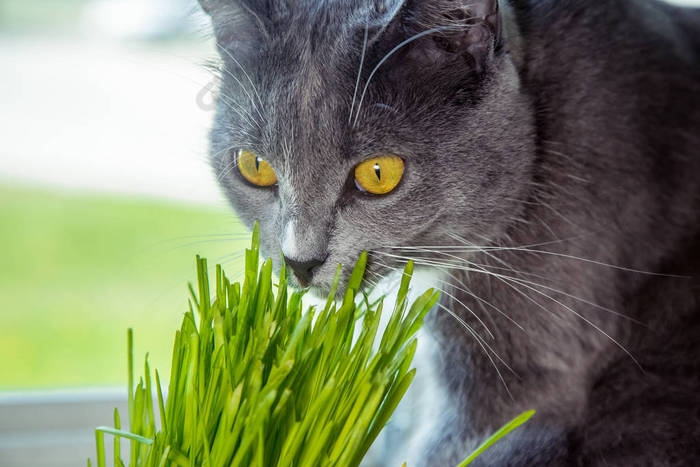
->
96, 427, 154, 445
456, 411, 536, 467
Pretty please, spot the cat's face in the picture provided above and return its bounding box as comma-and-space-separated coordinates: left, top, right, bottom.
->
204, 0, 536, 296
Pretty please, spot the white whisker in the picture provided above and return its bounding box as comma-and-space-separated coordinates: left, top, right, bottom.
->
372, 260, 495, 340
349, 22, 369, 124
369, 254, 518, 397
353, 26, 454, 127
216, 45, 266, 123
373, 249, 643, 325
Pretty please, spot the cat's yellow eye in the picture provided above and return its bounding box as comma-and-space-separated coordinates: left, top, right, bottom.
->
237, 149, 277, 187
354, 155, 404, 195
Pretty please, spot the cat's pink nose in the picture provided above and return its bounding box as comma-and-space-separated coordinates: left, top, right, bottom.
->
283, 255, 326, 287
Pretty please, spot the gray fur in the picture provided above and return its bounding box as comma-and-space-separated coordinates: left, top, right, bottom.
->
199, 0, 700, 464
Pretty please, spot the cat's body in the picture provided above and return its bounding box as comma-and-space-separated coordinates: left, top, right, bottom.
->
417, 2, 700, 465
198, 0, 700, 464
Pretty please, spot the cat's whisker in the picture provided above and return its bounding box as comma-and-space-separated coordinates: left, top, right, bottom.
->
215, 44, 265, 112
434, 301, 516, 398
216, 251, 247, 268
222, 102, 262, 132
198, 72, 244, 108
369, 256, 518, 397
192, 63, 243, 106
214, 249, 246, 260
478, 267, 644, 371
353, 25, 460, 127
435, 267, 527, 333
390, 238, 548, 283
378, 234, 581, 252
446, 232, 573, 285
282, 131, 295, 180
464, 259, 554, 284
369, 259, 482, 335
375, 247, 618, 320
215, 45, 266, 122
380, 240, 686, 278
372, 250, 643, 369
537, 200, 579, 229
217, 158, 240, 183
378, 241, 557, 292
214, 156, 238, 182
433, 264, 523, 335
167, 237, 251, 250
165, 234, 247, 242
373, 249, 643, 325
540, 139, 603, 158
453, 238, 645, 326
192, 76, 261, 134
204, 66, 263, 132
503, 196, 580, 228
199, 69, 260, 122
210, 143, 246, 182
478, 246, 687, 278
501, 272, 646, 326
372, 259, 496, 340
363, 273, 383, 295
157, 228, 248, 244
530, 212, 561, 240
348, 22, 369, 124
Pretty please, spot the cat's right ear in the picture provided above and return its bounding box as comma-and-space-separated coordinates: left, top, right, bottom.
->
196, 0, 269, 53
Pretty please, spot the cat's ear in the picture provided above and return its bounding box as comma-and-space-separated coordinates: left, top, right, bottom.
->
196, 0, 270, 52
406, 0, 502, 73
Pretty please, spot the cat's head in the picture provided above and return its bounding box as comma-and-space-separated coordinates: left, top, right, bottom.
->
200, 0, 535, 296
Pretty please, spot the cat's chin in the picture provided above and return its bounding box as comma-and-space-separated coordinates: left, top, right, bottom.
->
288, 279, 371, 302
285, 276, 334, 300
305, 284, 332, 300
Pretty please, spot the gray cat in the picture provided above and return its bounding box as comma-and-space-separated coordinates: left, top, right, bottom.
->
197, 0, 700, 465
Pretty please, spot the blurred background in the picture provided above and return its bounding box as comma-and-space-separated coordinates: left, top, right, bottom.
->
0, 1, 249, 465
1, 0, 699, 466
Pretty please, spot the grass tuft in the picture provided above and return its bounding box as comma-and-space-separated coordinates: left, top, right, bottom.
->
93, 222, 439, 466
91, 222, 534, 466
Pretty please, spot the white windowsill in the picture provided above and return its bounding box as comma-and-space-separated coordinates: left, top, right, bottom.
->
0, 388, 129, 467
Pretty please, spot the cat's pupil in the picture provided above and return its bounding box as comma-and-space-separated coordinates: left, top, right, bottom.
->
255, 157, 261, 172
373, 163, 381, 181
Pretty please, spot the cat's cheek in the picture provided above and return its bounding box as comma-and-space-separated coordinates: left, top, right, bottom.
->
219, 181, 284, 260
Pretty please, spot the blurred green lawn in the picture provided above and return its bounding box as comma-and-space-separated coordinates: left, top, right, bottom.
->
0, 183, 248, 389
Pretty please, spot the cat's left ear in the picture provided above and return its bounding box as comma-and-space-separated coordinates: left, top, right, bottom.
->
408, 0, 502, 73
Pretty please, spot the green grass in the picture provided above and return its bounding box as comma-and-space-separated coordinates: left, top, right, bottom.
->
92, 226, 441, 466
0, 183, 247, 389
90, 227, 534, 466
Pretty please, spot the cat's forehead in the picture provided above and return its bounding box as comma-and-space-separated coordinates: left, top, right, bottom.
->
217, 2, 406, 162
216, 0, 405, 61
229, 0, 405, 26
214, 0, 417, 124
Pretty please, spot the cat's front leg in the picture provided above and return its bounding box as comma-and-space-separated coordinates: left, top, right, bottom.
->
396, 333, 572, 466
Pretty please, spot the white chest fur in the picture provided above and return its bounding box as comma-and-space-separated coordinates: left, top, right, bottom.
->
362, 267, 453, 466
299, 267, 455, 465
